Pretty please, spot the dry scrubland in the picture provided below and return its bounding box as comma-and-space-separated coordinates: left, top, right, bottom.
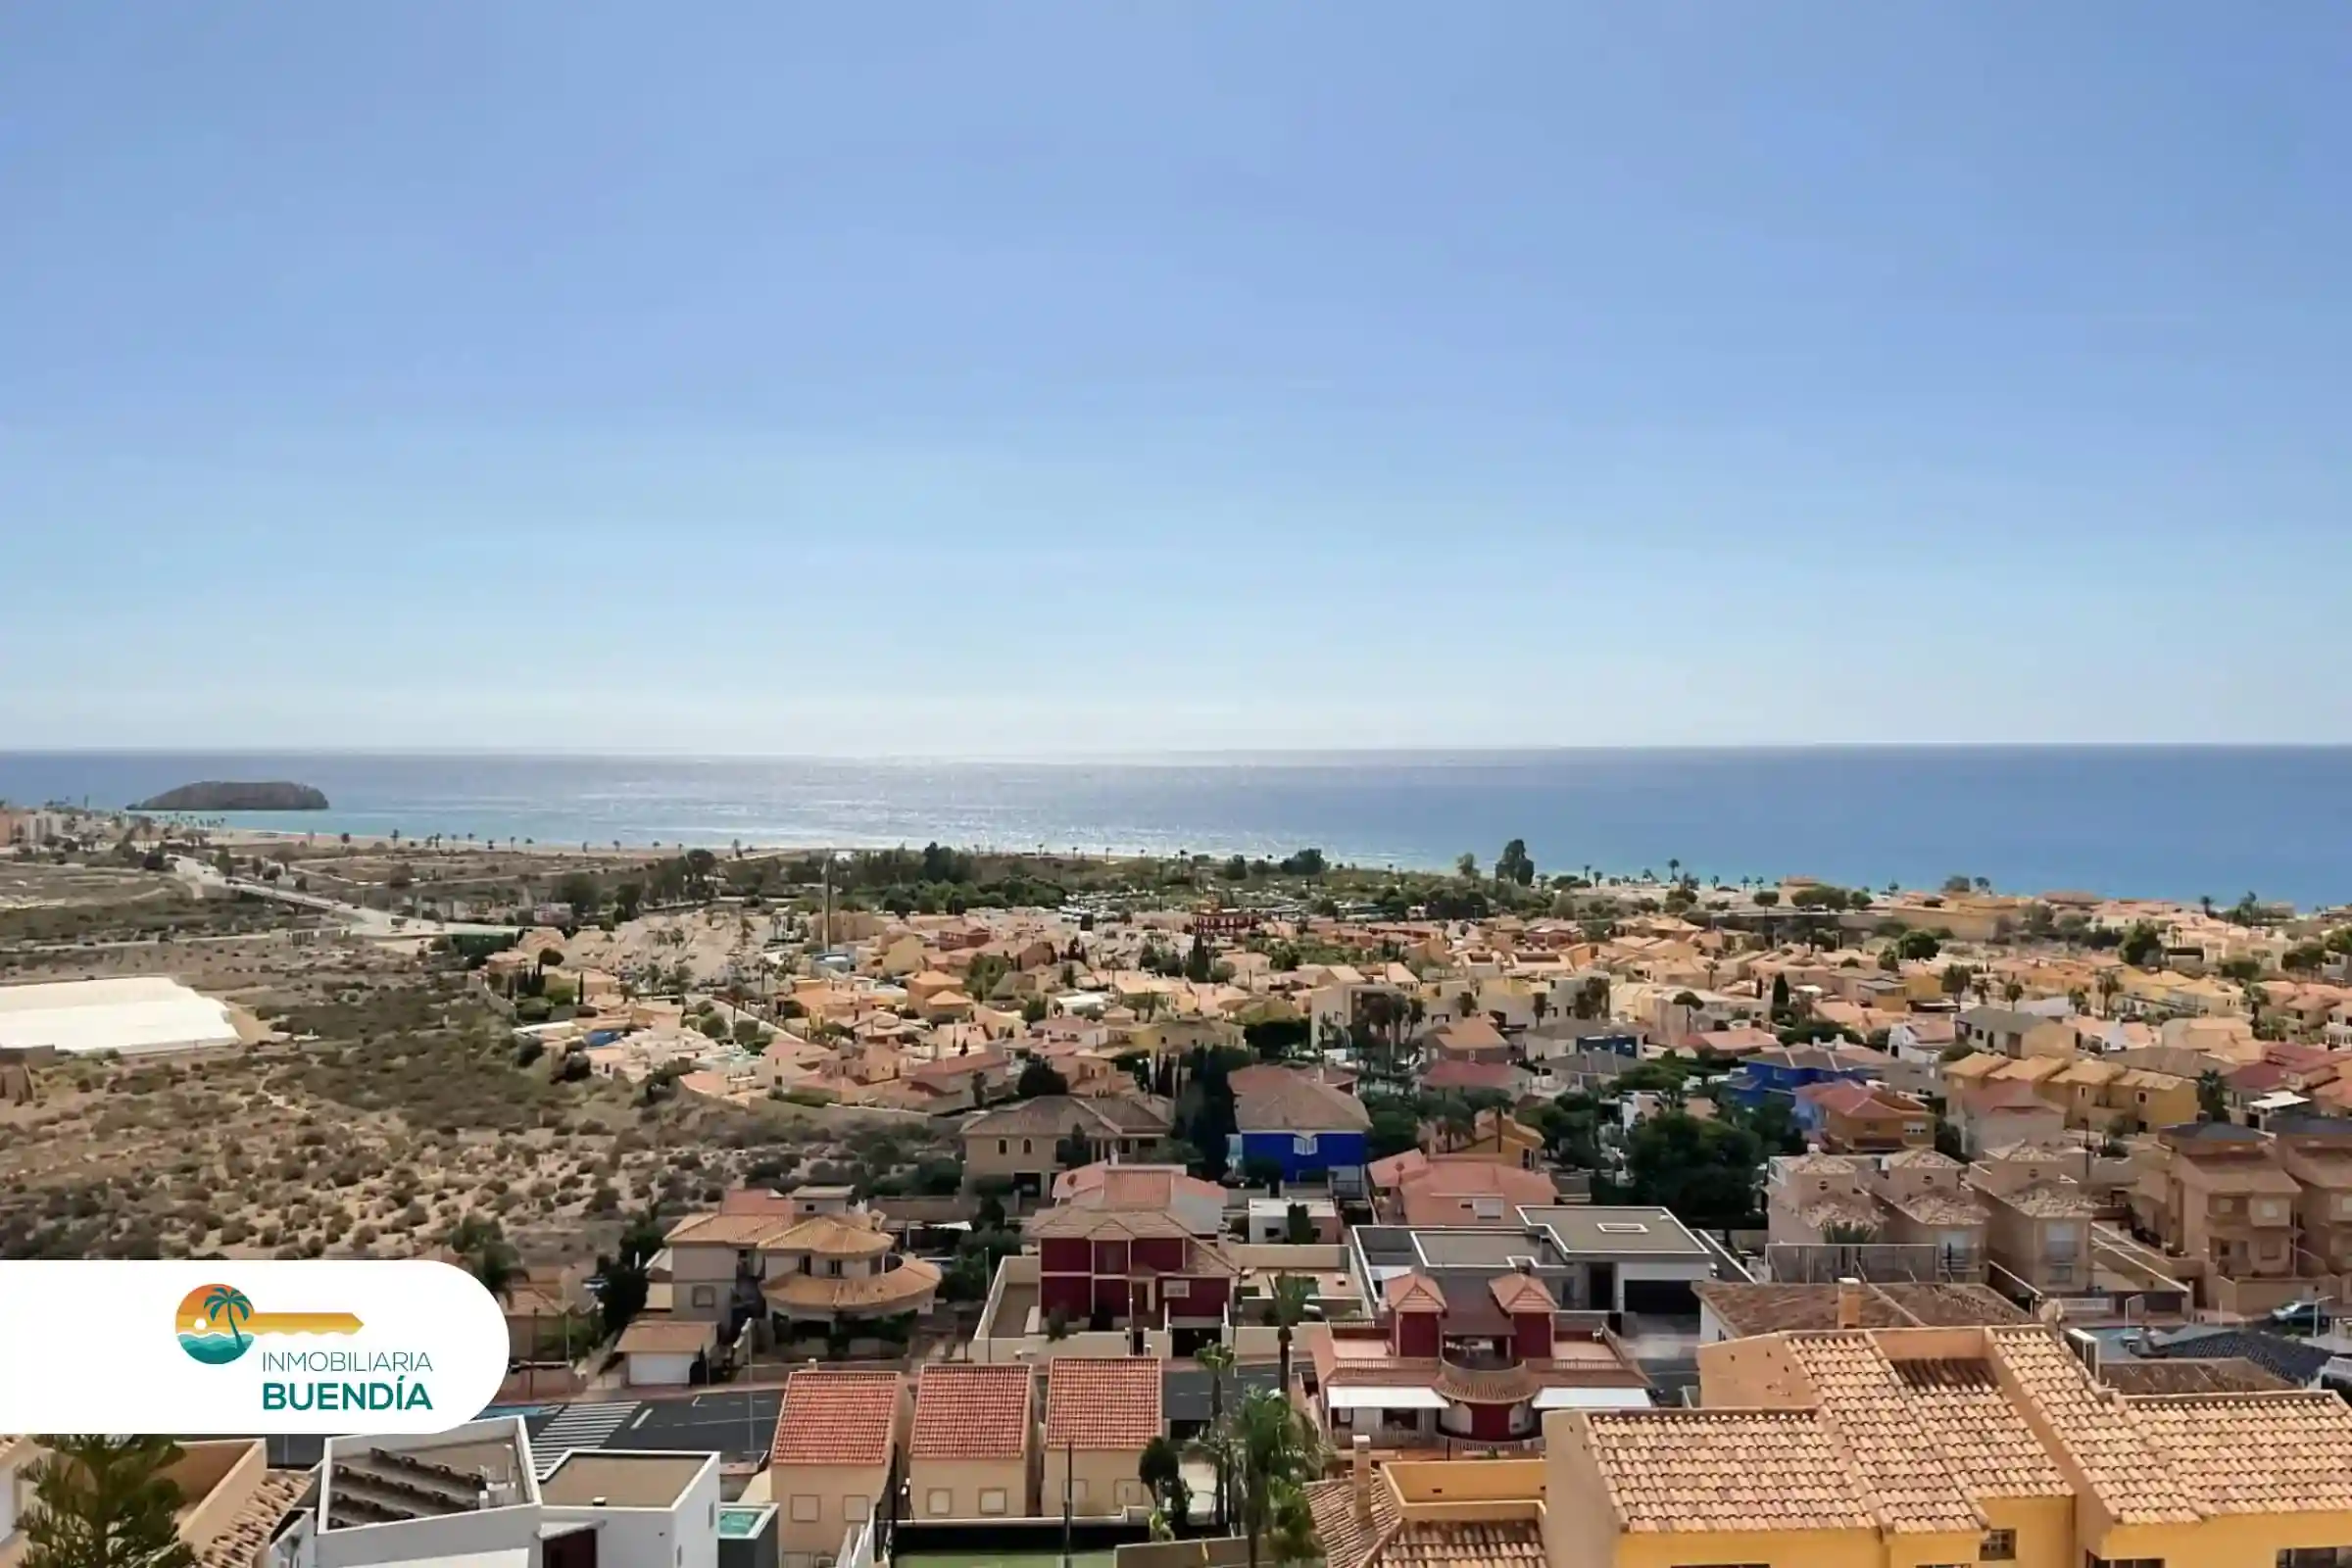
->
0, 968, 956, 1264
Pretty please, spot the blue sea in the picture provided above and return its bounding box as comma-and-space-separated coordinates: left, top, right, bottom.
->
3, 749, 2349, 911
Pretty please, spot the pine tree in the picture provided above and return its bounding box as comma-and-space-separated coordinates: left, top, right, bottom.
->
23, 1436, 198, 1568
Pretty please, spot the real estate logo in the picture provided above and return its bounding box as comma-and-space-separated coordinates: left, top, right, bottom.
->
174, 1282, 364, 1364
173, 1278, 436, 1412
1, 1259, 508, 1435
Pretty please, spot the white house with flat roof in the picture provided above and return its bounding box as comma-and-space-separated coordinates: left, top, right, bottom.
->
273, 1421, 720, 1568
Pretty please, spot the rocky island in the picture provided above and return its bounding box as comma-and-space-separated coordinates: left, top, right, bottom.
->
133, 780, 331, 812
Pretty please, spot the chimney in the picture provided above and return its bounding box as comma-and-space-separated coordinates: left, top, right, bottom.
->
1836, 1277, 1862, 1331
1512, 1257, 1532, 1275
1350, 1435, 1373, 1532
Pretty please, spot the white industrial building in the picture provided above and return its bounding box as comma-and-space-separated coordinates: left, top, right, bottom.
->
0, 976, 243, 1055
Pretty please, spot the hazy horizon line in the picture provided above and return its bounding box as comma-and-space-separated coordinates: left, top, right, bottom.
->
8, 741, 2352, 765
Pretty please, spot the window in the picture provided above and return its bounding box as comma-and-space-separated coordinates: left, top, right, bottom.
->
1023, 1139, 1033, 1154
979, 1490, 1008, 1517
1294, 1133, 1318, 1155
1117, 1481, 1148, 1508
790, 1496, 819, 1523
926, 1490, 953, 1517
2086, 1556, 2165, 1568
1164, 1278, 1189, 1299
2278, 1550, 2352, 1568
690, 1285, 717, 1309
1983, 1529, 2017, 1561
845, 1496, 870, 1522
998, 1139, 1008, 1154
1595, 1222, 1650, 1235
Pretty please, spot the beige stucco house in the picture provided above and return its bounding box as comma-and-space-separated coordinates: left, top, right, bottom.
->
769, 1369, 905, 1562
1041, 1357, 1161, 1518
907, 1364, 1037, 1520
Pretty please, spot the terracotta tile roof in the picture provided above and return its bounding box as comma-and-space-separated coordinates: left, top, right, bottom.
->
1887, 1356, 2070, 1498
1964, 1079, 2052, 1112
2097, 1357, 2291, 1396
196, 1469, 311, 1568
1487, 1272, 1555, 1315
1432, 1018, 1508, 1054
1694, 1282, 1910, 1336
1303, 1475, 1400, 1568
1994, 1180, 2100, 1219
1382, 1273, 1448, 1313
1420, 1060, 1522, 1092
910, 1364, 1033, 1462
1396, 1165, 1558, 1226
1782, 1335, 1984, 1533
1868, 1284, 2030, 1328
1872, 1147, 1966, 1170
614, 1316, 717, 1355
772, 1370, 903, 1467
2127, 1392, 2352, 1514
1233, 1068, 1372, 1133
1376, 1521, 1546, 1568
1984, 1327, 2199, 1524
1026, 1205, 1195, 1241
1043, 1357, 1162, 1451
665, 1211, 795, 1247
1778, 1152, 1863, 1177
761, 1254, 942, 1314
1367, 1150, 1433, 1189
1574, 1409, 1880, 1533
1882, 1188, 1989, 1227
964, 1095, 1173, 1140
1303, 1477, 1543, 1568
765, 1213, 898, 1257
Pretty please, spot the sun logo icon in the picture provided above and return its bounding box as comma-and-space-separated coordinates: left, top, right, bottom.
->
175, 1283, 364, 1364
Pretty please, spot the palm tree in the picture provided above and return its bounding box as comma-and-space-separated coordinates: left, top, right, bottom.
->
1197, 1342, 1236, 1531
202, 1286, 253, 1349
1529, 991, 1550, 1029
1269, 1274, 1315, 1397
1227, 1390, 1325, 1568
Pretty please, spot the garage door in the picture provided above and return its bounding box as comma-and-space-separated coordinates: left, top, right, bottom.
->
1620, 1278, 1697, 1315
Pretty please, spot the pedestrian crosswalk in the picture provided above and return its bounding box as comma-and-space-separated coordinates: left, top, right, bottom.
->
530, 1401, 640, 1476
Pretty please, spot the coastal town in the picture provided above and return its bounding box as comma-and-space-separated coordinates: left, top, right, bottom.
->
10, 811, 2352, 1568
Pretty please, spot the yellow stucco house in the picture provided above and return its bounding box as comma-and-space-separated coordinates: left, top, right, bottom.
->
1311, 1321, 2352, 1568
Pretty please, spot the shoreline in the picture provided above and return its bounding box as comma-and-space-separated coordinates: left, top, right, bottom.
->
93, 820, 2308, 920
12, 748, 2349, 912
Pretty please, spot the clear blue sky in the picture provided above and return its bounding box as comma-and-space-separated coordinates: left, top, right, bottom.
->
5, 3, 2347, 755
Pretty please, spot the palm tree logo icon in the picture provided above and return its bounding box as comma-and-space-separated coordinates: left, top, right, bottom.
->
206, 1287, 253, 1347
174, 1283, 366, 1364
175, 1283, 259, 1364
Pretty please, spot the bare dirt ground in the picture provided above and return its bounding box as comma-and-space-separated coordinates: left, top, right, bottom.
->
0, 862, 955, 1266
0, 979, 954, 1263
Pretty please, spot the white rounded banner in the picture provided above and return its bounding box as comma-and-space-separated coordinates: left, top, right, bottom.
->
0, 1260, 511, 1434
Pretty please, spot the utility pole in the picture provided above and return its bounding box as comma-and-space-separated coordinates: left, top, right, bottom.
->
1060, 1438, 1074, 1568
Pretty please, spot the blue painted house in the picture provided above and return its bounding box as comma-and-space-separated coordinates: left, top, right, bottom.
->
1724, 1045, 1878, 1122
1225, 1064, 1372, 1192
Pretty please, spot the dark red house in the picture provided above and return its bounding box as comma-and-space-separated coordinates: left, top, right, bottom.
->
1312, 1266, 1649, 1449
1028, 1206, 1237, 1352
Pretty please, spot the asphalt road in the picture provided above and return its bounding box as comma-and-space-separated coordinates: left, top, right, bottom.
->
489, 1389, 786, 1465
